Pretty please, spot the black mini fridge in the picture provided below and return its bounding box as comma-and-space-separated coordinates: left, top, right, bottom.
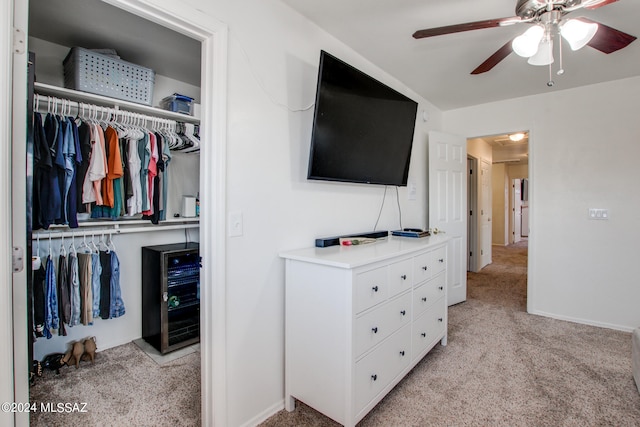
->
142, 242, 200, 354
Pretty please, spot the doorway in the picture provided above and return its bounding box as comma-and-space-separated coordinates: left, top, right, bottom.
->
9, 1, 228, 426
467, 131, 530, 275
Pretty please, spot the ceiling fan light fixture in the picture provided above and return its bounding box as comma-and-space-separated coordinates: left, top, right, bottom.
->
560, 18, 598, 50
512, 24, 545, 57
527, 38, 554, 65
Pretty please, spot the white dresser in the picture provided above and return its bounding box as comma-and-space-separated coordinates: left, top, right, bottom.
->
280, 235, 449, 426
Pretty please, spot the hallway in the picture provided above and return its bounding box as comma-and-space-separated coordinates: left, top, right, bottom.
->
466, 240, 528, 311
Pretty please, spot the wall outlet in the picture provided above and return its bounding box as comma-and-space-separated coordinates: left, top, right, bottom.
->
588, 208, 609, 220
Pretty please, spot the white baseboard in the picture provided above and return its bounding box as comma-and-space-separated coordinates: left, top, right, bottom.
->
239, 399, 285, 427
528, 310, 635, 333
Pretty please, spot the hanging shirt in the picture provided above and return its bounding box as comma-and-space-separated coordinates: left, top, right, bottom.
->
139, 133, 151, 212
127, 137, 142, 216
101, 126, 124, 208
66, 118, 82, 228
42, 114, 62, 229
82, 124, 107, 205
76, 120, 92, 214
32, 113, 52, 231
159, 134, 172, 221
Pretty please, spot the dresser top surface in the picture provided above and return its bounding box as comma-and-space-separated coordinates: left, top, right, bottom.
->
279, 235, 450, 269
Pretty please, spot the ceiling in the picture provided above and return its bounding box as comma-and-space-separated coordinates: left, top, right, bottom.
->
281, 0, 640, 110
28, 0, 201, 87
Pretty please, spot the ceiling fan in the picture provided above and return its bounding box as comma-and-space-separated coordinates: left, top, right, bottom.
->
412, 0, 636, 77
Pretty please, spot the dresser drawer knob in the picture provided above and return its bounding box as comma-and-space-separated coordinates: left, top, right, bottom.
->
421, 297, 427, 302
371, 374, 377, 381
438, 318, 443, 322
438, 286, 444, 291
439, 258, 444, 263
372, 327, 378, 334
372, 286, 379, 292
421, 332, 426, 337
401, 274, 407, 280
400, 310, 406, 316
422, 266, 428, 271
400, 350, 405, 356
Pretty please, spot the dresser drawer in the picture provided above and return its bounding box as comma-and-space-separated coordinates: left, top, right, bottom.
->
413, 273, 446, 317
412, 300, 446, 359
388, 258, 413, 297
354, 292, 412, 357
355, 323, 412, 414
431, 246, 446, 276
355, 266, 388, 313
413, 252, 432, 284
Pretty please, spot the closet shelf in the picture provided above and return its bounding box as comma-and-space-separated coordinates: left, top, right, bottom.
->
33, 218, 200, 240
34, 82, 200, 124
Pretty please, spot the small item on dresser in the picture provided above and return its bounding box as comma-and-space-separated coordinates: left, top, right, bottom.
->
339, 237, 377, 246
391, 228, 430, 238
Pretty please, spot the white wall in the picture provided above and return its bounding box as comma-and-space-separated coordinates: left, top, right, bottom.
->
144, 0, 442, 425
492, 163, 508, 246
444, 76, 640, 332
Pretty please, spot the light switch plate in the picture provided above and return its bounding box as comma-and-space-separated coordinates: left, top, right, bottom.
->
228, 211, 243, 236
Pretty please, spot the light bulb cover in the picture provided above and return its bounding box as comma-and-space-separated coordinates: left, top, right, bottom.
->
509, 133, 525, 142
512, 25, 545, 58
528, 38, 554, 66
561, 19, 598, 51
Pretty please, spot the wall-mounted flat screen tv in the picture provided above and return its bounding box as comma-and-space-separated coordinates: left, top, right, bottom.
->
307, 50, 418, 186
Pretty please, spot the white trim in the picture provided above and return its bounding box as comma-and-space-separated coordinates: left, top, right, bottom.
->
528, 310, 635, 333
9, 1, 229, 426
239, 400, 285, 427
102, 2, 230, 424
1, 0, 16, 425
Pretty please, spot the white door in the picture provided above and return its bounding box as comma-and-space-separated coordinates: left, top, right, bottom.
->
479, 160, 492, 268
512, 179, 522, 243
428, 131, 467, 306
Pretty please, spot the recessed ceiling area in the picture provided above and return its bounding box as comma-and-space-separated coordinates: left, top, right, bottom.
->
473, 132, 529, 164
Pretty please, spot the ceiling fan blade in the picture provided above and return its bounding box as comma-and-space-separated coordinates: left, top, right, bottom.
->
413, 17, 519, 39
583, 0, 619, 10
471, 40, 514, 75
580, 18, 637, 53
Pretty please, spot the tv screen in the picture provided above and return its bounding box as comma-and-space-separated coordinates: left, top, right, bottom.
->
307, 51, 418, 186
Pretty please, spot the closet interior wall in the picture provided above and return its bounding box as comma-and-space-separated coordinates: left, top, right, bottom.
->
28, 0, 202, 360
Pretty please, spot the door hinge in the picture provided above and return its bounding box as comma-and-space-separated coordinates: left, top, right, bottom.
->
469, 251, 473, 257
469, 210, 473, 216
13, 27, 26, 55
12, 246, 24, 273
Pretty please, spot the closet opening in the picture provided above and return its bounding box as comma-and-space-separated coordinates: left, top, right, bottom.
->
12, 0, 228, 425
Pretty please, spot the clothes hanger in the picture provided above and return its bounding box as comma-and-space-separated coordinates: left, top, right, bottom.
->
59, 233, 66, 257
69, 232, 77, 256
107, 233, 117, 253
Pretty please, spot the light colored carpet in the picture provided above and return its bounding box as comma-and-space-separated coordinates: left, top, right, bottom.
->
261, 240, 640, 426
29, 341, 200, 426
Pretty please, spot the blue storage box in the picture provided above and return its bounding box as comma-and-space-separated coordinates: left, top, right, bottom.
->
160, 93, 194, 115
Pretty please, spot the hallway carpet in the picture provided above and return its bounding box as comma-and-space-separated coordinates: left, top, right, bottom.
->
261, 241, 640, 426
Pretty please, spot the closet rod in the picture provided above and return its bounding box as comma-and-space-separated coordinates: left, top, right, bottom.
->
34, 82, 200, 124
32, 223, 200, 240
33, 93, 178, 128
